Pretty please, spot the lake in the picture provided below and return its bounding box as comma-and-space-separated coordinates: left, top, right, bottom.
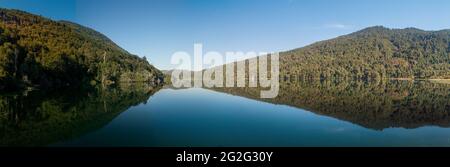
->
1, 80, 450, 147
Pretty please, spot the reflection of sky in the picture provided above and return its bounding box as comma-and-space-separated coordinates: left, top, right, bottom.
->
56, 88, 450, 147
2, 0, 450, 70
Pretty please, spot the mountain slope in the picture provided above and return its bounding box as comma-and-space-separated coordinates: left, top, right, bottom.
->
0, 8, 163, 91
280, 26, 450, 80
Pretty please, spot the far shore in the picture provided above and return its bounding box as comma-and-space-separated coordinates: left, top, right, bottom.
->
427, 79, 450, 84
389, 78, 450, 84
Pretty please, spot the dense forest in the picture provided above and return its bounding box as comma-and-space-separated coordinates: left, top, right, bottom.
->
280, 26, 450, 81
186, 26, 450, 86
0, 8, 164, 91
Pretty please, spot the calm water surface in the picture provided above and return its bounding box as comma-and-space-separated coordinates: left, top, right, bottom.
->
1, 81, 449, 146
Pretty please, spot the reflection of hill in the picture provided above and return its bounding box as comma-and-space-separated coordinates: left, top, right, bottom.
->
0, 83, 161, 146
211, 80, 450, 130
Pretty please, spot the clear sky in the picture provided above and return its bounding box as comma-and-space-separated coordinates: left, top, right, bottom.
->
1, 0, 450, 70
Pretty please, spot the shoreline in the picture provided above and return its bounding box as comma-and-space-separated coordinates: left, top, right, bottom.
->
388, 78, 450, 84
427, 79, 450, 84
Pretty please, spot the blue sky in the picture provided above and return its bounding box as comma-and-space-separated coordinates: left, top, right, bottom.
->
1, 0, 450, 70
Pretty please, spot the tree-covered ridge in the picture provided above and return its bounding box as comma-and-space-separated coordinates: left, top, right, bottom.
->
0, 8, 164, 91
280, 26, 450, 80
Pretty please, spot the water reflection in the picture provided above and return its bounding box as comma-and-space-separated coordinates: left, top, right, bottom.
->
212, 80, 450, 130
1, 80, 449, 146
0, 84, 161, 146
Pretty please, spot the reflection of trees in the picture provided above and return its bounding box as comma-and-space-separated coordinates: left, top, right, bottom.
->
212, 80, 450, 130
0, 83, 161, 146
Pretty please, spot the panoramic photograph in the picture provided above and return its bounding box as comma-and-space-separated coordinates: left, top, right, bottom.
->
0, 0, 449, 165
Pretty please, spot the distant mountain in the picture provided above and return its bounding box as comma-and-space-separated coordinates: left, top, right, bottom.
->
280, 26, 450, 80
182, 26, 449, 84
0, 8, 164, 91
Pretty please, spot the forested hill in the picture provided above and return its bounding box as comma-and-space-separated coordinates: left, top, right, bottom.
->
280, 26, 450, 80
0, 8, 164, 91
